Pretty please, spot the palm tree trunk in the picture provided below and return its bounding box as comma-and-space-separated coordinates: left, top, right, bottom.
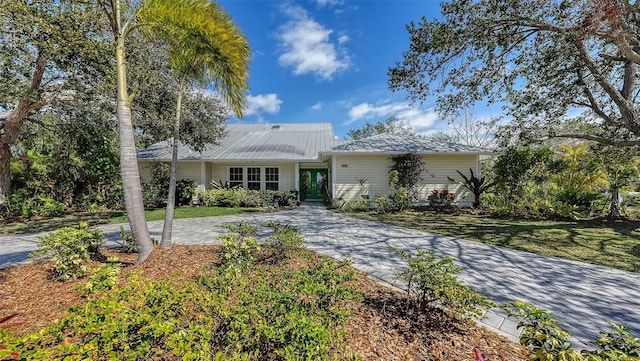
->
160, 87, 183, 248
115, 36, 153, 263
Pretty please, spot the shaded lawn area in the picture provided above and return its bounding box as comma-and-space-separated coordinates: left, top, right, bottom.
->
0, 207, 258, 236
345, 210, 640, 273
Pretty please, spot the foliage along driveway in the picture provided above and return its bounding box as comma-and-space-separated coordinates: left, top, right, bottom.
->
1, 204, 639, 348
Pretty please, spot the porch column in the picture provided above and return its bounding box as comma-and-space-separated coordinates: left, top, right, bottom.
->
294, 162, 300, 192
200, 161, 206, 191
331, 155, 337, 199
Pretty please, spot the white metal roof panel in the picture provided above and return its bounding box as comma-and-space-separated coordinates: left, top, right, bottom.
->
137, 123, 336, 161
325, 133, 494, 154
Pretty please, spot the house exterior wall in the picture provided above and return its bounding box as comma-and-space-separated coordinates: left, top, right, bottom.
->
139, 161, 295, 191
208, 162, 296, 191
333, 154, 478, 205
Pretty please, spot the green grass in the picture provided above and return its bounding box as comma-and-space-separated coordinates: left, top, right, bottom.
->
345, 210, 640, 273
0, 207, 258, 236
106, 206, 258, 223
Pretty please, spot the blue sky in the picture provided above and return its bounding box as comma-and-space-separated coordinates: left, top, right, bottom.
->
217, 0, 461, 139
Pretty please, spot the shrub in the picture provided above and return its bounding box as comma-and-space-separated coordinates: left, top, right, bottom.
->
264, 222, 306, 258
142, 162, 197, 208
4, 191, 66, 218
78, 259, 122, 295
175, 178, 197, 206
199, 189, 298, 208
389, 246, 494, 318
506, 301, 640, 361
428, 189, 455, 207
342, 197, 370, 212
374, 194, 392, 214
30, 223, 105, 281
119, 225, 138, 253
390, 186, 412, 211
199, 256, 359, 360
219, 222, 261, 274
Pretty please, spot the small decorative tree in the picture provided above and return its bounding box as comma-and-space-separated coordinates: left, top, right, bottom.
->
448, 168, 500, 208
388, 153, 427, 210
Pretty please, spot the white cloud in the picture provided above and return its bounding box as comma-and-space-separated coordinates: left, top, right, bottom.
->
244, 94, 283, 117
396, 108, 439, 134
311, 102, 323, 111
338, 34, 350, 44
346, 102, 407, 123
316, 0, 343, 7
277, 4, 350, 80
346, 101, 440, 133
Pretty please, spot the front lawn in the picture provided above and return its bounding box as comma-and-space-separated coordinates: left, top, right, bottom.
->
345, 210, 640, 273
0, 207, 258, 236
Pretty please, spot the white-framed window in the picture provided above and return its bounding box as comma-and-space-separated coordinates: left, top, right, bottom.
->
229, 167, 243, 188
228, 166, 280, 191
265, 167, 279, 191
247, 167, 261, 190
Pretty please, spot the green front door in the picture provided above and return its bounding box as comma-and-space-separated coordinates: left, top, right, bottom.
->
300, 169, 327, 200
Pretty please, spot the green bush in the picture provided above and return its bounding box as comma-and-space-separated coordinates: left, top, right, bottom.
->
199, 188, 298, 208
506, 301, 640, 361
175, 178, 197, 206
389, 246, 495, 318
4, 191, 66, 218
199, 256, 359, 360
3, 239, 361, 360
390, 186, 412, 211
264, 222, 306, 258
342, 197, 370, 212
374, 194, 392, 214
78, 259, 122, 295
119, 225, 138, 253
219, 222, 261, 274
30, 223, 105, 281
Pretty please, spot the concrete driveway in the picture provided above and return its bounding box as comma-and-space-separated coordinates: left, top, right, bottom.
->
2, 203, 639, 348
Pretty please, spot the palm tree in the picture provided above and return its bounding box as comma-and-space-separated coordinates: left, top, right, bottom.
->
140, 0, 249, 247
96, 0, 248, 263
97, 0, 154, 264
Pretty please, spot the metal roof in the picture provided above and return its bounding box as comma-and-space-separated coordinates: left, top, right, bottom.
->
324, 133, 494, 154
137, 123, 336, 161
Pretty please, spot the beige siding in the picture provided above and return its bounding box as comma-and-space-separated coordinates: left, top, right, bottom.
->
334, 154, 478, 204
334, 155, 391, 200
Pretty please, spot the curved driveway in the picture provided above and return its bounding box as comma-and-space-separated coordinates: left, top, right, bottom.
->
2, 203, 639, 348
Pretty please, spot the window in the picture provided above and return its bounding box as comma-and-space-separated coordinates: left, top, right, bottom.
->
265, 167, 279, 191
247, 167, 261, 190
229, 167, 243, 188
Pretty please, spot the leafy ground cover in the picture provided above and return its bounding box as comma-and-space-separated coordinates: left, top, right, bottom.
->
0, 245, 527, 360
0, 207, 258, 237
344, 210, 640, 273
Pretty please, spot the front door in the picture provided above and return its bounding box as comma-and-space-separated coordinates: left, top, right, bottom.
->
300, 169, 327, 200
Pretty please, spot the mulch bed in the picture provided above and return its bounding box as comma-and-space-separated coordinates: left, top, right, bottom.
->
0, 245, 527, 360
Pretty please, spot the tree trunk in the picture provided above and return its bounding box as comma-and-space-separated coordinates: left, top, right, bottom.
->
0, 52, 47, 205
115, 36, 153, 264
0, 144, 10, 206
473, 193, 481, 209
160, 88, 183, 248
608, 186, 623, 219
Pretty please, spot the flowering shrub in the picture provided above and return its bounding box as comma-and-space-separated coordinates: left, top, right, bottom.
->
428, 189, 455, 207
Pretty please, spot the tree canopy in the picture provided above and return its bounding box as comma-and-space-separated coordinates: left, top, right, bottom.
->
347, 116, 414, 140
388, 0, 640, 147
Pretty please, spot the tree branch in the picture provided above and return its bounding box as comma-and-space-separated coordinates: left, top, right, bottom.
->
576, 68, 613, 124
553, 132, 640, 146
